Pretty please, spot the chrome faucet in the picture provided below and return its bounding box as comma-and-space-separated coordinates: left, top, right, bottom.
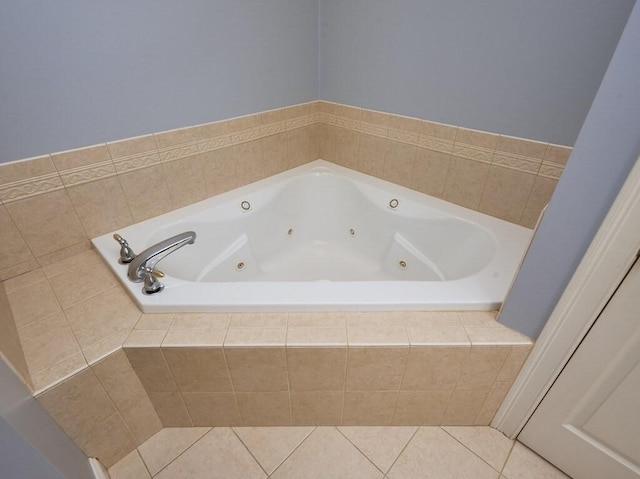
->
125, 231, 196, 294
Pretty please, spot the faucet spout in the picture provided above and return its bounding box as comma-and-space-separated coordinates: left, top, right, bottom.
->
127, 231, 196, 282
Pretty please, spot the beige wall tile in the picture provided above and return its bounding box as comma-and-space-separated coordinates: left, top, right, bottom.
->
406, 325, 470, 346
234, 139, 264, 186
388, 114, 421, 134
342, 391, 397, 426
455, 128, 499, 149
20, 311, 81, 377
496, 346, 532, 383
401, 347, 470, 390
182, 392, 241, 426
82, 330, 130, 365
346, 311, 405, 328
7, 278, 62, 329
0, 155, 57, 185
124, 348, 177, 393
4, 269, 45, 292
230, 312, 287, 328
0, 282, 31, 387
30, 352, 86, 393
170, 312, 230, 329
194, 120, 231, 141
346, 347, 408, 391
154, 127, 198, 149
443, 156, 490, 209
288, 312, 346, 328
335, 104, 362, 121
383, 141, 417, 188
0, 205, 34, 272
6, 190, 87, 258
136, 313, 174, 330
64, 286, 140, 350
457, 346, 511, 391
35, 240, 92, 269
420, 120, 457, 141
441, 389, 489, 425
456, 310, 499, 328
201, 147, 238, 197
0, 258, 40, 281
361, 109, 390, 126
147, 391, 192, 427
475, 381, 512, 425
544, 144, 572, 166
317, 101, 336, 114
286, 328, 347, 347
124, 330, 168, 347
286, 127, 313, 168
290, 390, 343, 425
410, 148, 451, 197
357, 134, 388, 178
228, 113, 261, 132
41, 249, 99, 278
261, 133, 287, 177
520, 175, 558, 228
162, 347, 232, 392
107, 135, 157, 159
287, 347, 346, 391
47, 255, 117, 310
393, 390, 452, 425
37, 368, 116, 439
347, 326, 409, 347
74, 412, 137, 468
495, 136, 548, 159
161, 155, 208, 209
118, 165, 173, 222
464, 327, 532, 346
51, 144, 111, 172
66, 176, 133, 238
318, 124, 337, 162
335, 128, 359, 169
162, 329, 226, 347
236, 391, 292, 426
225, 347, 288, 392
479, 166, 536, 224
91, 350, 162, 444
224, 328, 286, 347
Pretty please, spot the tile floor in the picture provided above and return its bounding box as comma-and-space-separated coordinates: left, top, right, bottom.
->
108, 426, 570, 478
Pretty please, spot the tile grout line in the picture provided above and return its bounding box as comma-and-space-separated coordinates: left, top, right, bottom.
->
265, 425, 318, 478
147, 426, 213, 478
499, 439, 518, 478
440, 426, 511, 475
380, 424, 422, 476
333, 426, 392, 476
229, 427, 271, 477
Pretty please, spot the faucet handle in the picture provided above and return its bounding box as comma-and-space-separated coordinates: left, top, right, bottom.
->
113, 233, 136, 264
140, 266, 165, 295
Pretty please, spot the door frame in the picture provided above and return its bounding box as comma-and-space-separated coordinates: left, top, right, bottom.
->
493, 156, 640, 438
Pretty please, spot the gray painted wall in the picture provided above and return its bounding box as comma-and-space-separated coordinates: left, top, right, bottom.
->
319, 0, 634, 146
0, 0, 318, 164
0, 358, 92, 479
499, 1, 640, 338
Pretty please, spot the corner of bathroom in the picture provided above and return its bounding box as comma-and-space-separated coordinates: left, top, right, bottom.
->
1, 1, 638, 478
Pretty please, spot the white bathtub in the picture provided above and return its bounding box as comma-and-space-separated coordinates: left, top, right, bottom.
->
93, 160, 532, 312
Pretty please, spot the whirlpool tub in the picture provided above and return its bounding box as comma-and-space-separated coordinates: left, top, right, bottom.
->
93, 160, 532, 312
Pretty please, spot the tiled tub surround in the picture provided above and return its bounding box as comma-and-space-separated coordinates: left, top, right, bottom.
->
3, 249, 532, 468
0, 101, 570, 283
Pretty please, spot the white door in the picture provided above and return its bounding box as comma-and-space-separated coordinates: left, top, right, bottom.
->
519, 257, 640, 478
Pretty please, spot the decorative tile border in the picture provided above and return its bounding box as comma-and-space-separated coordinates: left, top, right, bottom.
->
0, 172, 64, 203
59, 160, 117, 187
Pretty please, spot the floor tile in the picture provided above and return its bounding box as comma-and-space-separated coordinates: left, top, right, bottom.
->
338, 426, 417, 473
271, 427, 383, 479
108, 450, 151, 479
502, 442, 570, 479
137, 427, 210, 476
154, 428, 266, 478
387, 427, 500, 479
233, 426, 314, 474
443, 426, 514, 471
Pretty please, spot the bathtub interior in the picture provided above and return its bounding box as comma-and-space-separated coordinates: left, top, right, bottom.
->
147, 169, 497, 283
93, 160, 532, 311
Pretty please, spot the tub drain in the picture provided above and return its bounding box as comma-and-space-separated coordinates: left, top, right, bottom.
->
348, 228, 356, 237
389, 198, 399, 209
236, 261, 246, 271
398, 260, 407, 270
287, 228, 294, 237
240, 201, 251, 211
